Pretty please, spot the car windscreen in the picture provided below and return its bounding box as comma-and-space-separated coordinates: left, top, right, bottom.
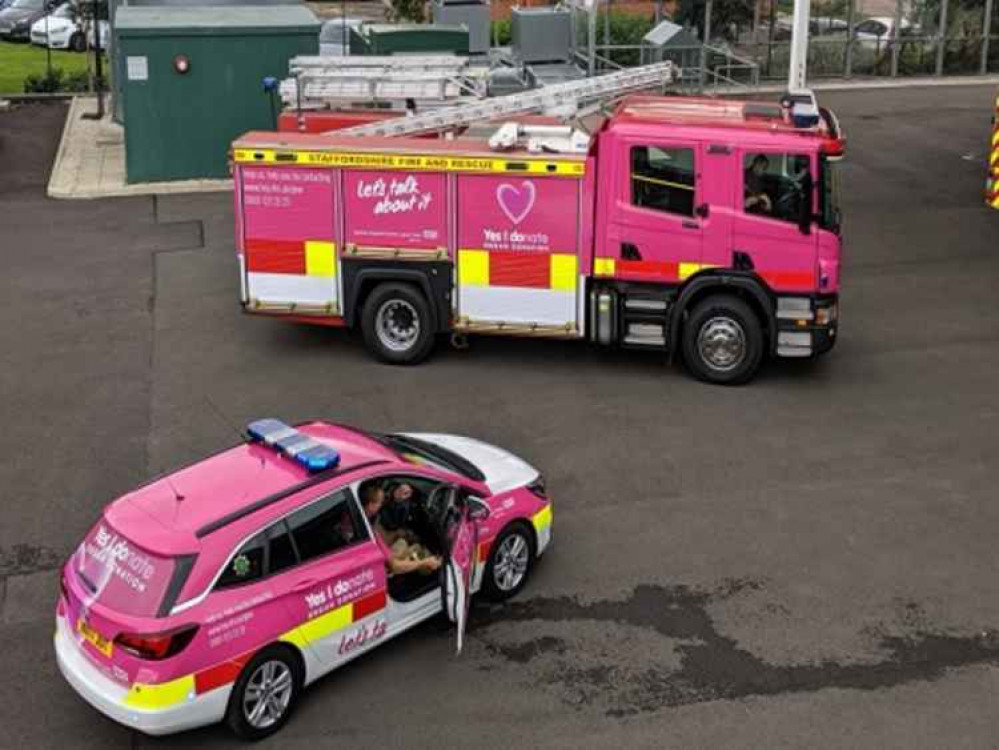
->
71, 519, 178, 618
373, 433, 486, 482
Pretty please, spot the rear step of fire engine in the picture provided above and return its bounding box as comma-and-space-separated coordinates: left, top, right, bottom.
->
333, 61, 677, 138
621, 297, 669, 349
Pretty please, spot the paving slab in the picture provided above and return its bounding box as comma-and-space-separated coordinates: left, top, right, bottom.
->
47, 97, 231, 200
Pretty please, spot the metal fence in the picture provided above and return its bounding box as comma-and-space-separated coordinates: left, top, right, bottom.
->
567, 0, 999, 86
722, 0, 999, 80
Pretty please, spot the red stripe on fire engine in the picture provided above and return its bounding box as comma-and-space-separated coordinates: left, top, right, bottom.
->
245, 238, 306, 275
616, 259, 679, 281
352, 589, 387, 620
488, 251, 550, 288
759, 270, 816, 289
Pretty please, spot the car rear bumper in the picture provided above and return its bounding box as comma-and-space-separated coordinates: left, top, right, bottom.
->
54, 615, 229, 736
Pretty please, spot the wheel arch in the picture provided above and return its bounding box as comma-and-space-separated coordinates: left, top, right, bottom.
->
669, 272, 775, 360
343, 265, 450, 333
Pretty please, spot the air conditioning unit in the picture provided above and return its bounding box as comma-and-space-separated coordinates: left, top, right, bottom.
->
511, 7, 571, 63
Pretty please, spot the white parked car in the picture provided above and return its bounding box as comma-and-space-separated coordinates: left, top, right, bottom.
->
29, 1, 106, 51
319, 17, 363, 56
30, 2, 80, 50
853, 17, 915, 51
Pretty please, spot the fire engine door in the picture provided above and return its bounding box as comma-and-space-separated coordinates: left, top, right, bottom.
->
605, 139, 704, 284
454, 175, 582, 332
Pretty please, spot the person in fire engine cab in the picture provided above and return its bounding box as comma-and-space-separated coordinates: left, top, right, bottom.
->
361, 484, 441, 576
744, 154, 773, 214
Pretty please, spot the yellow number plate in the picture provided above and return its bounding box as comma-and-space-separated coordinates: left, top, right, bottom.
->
77, 618, 113, 658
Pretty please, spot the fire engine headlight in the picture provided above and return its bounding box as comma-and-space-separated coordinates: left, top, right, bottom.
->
815, 302, 838, 326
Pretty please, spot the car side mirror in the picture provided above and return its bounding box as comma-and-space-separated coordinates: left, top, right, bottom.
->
467, 497, 490, 521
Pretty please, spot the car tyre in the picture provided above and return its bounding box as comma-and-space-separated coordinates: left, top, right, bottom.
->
481, 522, 536, 602
69, 32, 85, 52
225, 645, 303, 741
361, 282, 436, 365
682, 294, 764, 386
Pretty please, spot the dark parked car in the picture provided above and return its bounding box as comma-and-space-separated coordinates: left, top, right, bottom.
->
0, 0, 60, 41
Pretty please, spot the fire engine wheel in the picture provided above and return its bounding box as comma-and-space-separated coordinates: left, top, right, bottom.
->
682, 295, 764, 386
225, 645, 303, 741
361, 283, 436, 365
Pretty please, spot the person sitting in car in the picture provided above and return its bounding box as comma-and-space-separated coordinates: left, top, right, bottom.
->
361, 484, 440, 576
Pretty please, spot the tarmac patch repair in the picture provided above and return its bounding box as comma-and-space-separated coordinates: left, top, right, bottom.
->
471, 581, 999, 716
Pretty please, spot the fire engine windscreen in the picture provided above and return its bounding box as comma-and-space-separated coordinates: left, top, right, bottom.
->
819, 155, 841, 234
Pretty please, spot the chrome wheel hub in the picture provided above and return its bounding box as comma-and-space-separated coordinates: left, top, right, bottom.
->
493, 534, 529, 592
376, 299, 420, 353
243, 661, 293, 729
697, 316, 746, 372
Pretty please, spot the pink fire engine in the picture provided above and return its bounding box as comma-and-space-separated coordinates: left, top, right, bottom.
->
231, 91, 844, 385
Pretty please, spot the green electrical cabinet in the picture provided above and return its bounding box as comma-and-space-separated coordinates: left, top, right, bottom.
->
116, 6, 319, 183
360, 24, 469, 56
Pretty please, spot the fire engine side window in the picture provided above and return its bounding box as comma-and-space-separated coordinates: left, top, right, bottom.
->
630, 146, 696, 217
743, 152, 811, 223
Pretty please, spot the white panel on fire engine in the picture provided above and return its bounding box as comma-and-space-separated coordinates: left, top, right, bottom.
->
239, 165, 339, 312
455, 174, 581, 332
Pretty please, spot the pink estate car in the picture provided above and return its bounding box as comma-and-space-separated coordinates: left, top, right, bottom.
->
55, 419, 552, 739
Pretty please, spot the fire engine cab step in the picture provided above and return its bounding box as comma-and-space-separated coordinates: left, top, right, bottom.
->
624, 298, 669, 313
623, 322, 667, 348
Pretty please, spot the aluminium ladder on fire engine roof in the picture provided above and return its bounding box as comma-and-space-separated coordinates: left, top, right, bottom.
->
333, 60, 677, 138
281, 54, 490, 110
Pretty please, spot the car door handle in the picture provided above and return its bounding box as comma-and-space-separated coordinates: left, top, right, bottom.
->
292, 578, 320, 593
681, 220, 700, 230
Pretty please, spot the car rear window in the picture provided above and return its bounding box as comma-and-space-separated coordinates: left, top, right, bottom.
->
71, 520, 177, 618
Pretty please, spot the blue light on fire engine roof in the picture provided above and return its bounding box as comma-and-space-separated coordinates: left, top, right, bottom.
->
246, 419, 341, 473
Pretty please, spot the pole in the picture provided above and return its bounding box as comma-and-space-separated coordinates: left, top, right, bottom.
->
699, 0, 712, 89
787, 0, 811, 91
982, 0, 994, 74
766, 0, 776, 77
844, 0, 855, 77
890, 0, 902, 76
587, 0, 596, 75
935, 0, 949, 75
45, 10, 52, 80
83, 0, 104, 119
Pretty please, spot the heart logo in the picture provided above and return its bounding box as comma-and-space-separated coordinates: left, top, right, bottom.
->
496, 181, 536, 226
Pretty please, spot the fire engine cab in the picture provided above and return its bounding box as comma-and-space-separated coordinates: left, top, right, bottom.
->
232, 68, 844, 385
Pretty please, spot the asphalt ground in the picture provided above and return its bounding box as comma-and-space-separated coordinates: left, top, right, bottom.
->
1, 86, 998, 750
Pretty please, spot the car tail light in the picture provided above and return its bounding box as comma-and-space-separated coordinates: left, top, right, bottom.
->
115, 625, 199, 660
527, 475, 547, 500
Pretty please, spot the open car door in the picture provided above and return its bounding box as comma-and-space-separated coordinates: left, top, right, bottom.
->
435, 486, 477, 655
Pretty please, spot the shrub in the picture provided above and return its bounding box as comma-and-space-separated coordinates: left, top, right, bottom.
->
24, 69, 65, 94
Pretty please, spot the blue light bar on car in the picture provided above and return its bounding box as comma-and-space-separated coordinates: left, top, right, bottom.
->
246, 419, 341, 473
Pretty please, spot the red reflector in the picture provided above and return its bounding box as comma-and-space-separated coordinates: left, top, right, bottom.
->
115, 625, 198, 661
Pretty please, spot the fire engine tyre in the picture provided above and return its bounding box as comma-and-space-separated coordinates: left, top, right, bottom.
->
361, 283, 436, 365
225, 645, 303, 741
481, 522, 536, 602
682, 295, 764, 386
